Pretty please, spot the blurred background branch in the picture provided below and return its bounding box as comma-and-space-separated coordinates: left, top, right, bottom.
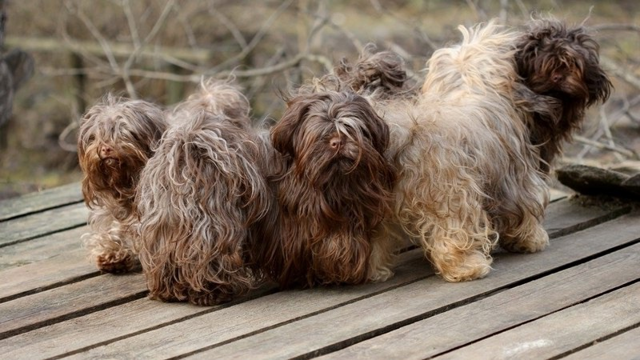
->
1, 0, 640, 198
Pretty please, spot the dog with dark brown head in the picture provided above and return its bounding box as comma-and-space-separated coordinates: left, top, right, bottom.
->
136, 79, 271, 306
253, 90, 397, 288
515, 18, 612, 173
78, 96, 167, 273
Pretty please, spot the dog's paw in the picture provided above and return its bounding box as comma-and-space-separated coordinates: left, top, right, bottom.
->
187, 288, 235, 306
436, 251, 492, 282
96, 251, 138, 274
500, 225, 549, 253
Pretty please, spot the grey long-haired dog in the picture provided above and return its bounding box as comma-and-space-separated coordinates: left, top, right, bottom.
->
136, 79, 271, 306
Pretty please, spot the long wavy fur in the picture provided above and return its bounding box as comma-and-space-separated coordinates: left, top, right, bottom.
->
137, 80, 271, 306
371, 21, 551, 282
77, 95, 167, 273
514, 18, 612, 173
252, 91, 397, 288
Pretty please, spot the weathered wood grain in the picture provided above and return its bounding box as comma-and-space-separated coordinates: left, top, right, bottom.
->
0, 184, 635, 360
0, 247, 94, 301
44, 251, 430, 360
0, 273, 146, 340
434, 282, 640, 360
0, 226, 87, 272
0, 298, 216, 360
0, 227, 91, 301
320, 242, 640, 360
549, 188, 568, 203
0, 183, 83, 221
543, 197, 630, 238
185, 212, 640, 360
562, 327, 640, 360
0, 202, 88, 247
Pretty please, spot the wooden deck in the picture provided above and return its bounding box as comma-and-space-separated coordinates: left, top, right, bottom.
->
0, 184, 639, 359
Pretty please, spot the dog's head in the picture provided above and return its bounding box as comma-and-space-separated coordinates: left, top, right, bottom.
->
182, 78, 252, 130
271, 91, 392, 188
515, 19, 612, 118
78, 95, 166, 212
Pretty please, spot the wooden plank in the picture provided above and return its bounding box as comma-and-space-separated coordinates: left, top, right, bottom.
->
0, 273, 146, 340
0, 197, 619, 357
543, 197, 630, 238
0, 298, 212, 360
563, 327, 640, 360
0, 251, 428, 359
56, 211, 640, 360
0, 198, 613, 301
183, 212, 640, 359
320, 242, 640, 360
0, 183, 83, 221
0, 192, 629, 358
0, 226, 87, 272
0, 226, 91, 300
549, 188, 568, 203
0, 202, 88, 247
0, 248, 93, 302
435, 282, 640, 360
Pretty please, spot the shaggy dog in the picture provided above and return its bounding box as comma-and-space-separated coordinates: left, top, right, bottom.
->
367, 22, 552, 282
77, 96, 167, 273
251, 90, 397, 288
136, 80, 271, 306
514, 18, 612, 173
321, 20, 610, 283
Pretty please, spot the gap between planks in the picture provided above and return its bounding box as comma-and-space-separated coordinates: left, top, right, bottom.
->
40, 212, 640, 360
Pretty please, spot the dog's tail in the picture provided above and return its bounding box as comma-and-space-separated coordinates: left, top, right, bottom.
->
335, 45, 409, 97
181, 77, 252, 129
295, 45, 410, 99
136, 109, 269, 304
423, 20, 520, 95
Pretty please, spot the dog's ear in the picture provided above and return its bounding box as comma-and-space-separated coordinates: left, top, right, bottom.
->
271, 95, 312, 156
120, 99, 167, 153
585, 65, 612, 106
568, 28, 613, 106
348, 94, 390, 154
513, 82, 562, 125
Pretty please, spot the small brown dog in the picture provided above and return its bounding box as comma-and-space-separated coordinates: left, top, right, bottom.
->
136, 79, 271, 306
77, 96, 167, 273
252, 90, 397, 288
514, 18, 612, 173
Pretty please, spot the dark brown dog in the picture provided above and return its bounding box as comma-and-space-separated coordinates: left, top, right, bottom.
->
515, 18, 612, 173
253, 91, 397, 288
